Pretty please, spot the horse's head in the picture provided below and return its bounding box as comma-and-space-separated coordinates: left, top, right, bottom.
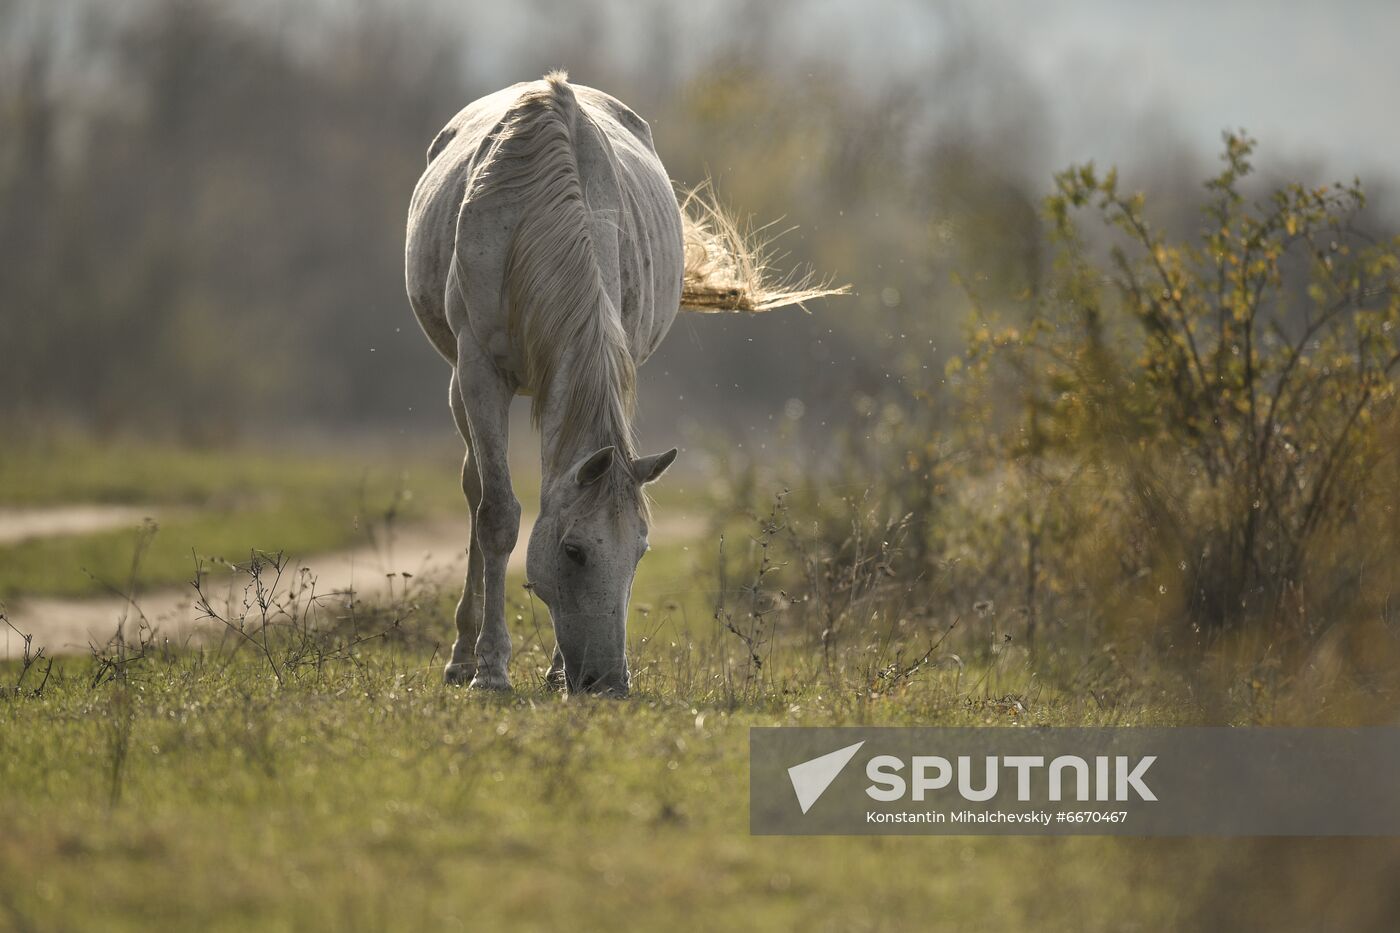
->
526, 444, 677, 695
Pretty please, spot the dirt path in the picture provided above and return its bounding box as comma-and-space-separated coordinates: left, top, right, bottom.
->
0, 505, 163, 545
1, 511, 704, 657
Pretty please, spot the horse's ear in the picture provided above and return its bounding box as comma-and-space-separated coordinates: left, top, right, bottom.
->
632, 448, 678, 485
574, 446, 616, 486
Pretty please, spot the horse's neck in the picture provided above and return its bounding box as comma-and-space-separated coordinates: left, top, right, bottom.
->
537, 344, 635, 478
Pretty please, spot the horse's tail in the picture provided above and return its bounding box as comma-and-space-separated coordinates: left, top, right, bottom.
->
678, 181, 850, 313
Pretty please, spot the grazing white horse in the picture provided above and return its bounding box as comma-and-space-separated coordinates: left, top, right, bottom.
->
405, 72, 839, 694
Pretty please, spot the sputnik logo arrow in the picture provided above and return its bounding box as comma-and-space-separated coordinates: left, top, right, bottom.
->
787, 741, 865, 814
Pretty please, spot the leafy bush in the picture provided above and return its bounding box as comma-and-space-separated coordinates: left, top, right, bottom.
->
963, 134, 1400, 635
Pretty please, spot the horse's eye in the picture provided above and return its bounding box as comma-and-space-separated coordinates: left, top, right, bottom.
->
562, 542, 587, 566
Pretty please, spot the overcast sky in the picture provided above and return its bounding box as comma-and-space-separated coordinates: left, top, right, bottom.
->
417, 0, 1400, 185
757, 0, 1400, 183
998, 0, 1400, 181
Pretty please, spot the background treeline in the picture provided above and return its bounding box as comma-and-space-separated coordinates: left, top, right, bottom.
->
0, 0, 1135, 443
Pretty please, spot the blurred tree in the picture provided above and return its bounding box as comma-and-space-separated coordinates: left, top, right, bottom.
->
0, 0, 461, 440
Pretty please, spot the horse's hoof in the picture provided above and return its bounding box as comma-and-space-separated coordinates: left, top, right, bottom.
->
468, 671, 512, 691
443, 662, 476, 686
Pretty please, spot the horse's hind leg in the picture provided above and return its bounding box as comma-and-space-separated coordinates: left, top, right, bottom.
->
445, 371, 485, 685
546, 646, 565, 691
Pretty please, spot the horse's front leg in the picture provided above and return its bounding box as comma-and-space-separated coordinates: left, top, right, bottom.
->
453, 334, 520, 691
444, 372, 485, 686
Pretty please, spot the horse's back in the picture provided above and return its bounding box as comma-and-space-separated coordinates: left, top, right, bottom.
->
404, 78, 683, 369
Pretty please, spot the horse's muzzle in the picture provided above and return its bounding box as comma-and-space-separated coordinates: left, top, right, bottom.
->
567, 662, 629, 697
554, 609, 629, 696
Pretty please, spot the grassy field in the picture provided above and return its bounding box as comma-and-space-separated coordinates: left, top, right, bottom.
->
0, 436, 467, 599
3, 503, 1398, 932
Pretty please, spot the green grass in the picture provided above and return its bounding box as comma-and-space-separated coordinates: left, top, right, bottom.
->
3, 526, 1397, 932
3, 641, 1393, 930
0, 660, 1150, 931
1, 506, 358, 599
0, 437, 467, 598
0, 436, 392, 507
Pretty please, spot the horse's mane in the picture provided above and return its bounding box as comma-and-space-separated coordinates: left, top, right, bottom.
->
480, 71, 638, 465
